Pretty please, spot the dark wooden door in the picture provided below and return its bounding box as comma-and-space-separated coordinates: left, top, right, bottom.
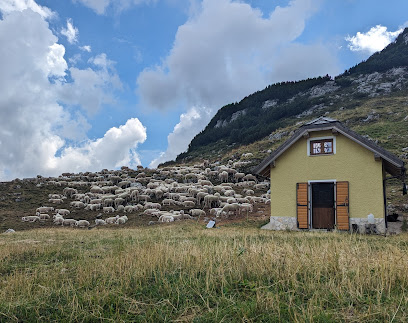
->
312, 183, 335, 229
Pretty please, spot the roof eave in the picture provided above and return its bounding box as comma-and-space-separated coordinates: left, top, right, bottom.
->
254, 122, 406, 177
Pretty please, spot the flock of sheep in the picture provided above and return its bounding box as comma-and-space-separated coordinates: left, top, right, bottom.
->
21, 157, 270, 229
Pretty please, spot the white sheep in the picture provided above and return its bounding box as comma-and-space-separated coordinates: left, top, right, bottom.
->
48, 198, 63, 204
105, 215, 119, 224
53, 216, 64, 225
95, 219, 107, 226
190, 209, 206, 217
239, 203, 253, 215
116, 215, 128, 224
124, 205, 135, 213
103, 206, 115, 213
22, 216, 40, 222
63, 219, 77, 226
55, 209, 70, 216
39, 213, 50, 221
36, 206, 54, 213
183, 201, 196, 208
70, 201, 85, 209
220, 203, 239, 216
162, 199, 176, 206
76, 220, 90, 228
158, 214, 174, 222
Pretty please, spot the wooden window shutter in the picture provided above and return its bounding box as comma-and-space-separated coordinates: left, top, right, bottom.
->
336, 181, 349, 230
296, 183, 308, 229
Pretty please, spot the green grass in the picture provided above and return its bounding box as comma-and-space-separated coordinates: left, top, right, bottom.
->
1, 224, 408, 322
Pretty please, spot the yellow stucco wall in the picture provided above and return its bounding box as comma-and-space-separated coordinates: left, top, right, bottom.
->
270, 130, 385, 219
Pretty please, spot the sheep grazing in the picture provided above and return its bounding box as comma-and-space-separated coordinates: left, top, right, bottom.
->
190, 209, 206, 217
86, 204, 101, 211
39, 213, 50, 221
55, 209, 70, 216
103, 206, 115, 213
162, 199, 176, 206
220, 203, 240, 216
105, 215, 119, 224
36, 206, 54, 213
158, 214, 174, 223
182, 201, 195, 208
63, 219, 77, 227
116, 215, 128, 225
70, 201, 85, 209
53, 216, 64, 225
95, 219, 107, 226
22, 216, 40, 222
76, 220, 90, 228
48, 198, 63, 204
239, 203, 253, 215
124, 205, 135, 213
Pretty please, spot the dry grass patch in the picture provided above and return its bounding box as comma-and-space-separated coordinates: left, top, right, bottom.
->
0, 224, 408, 321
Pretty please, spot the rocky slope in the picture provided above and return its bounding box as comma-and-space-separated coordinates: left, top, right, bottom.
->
172, 28, 408, 170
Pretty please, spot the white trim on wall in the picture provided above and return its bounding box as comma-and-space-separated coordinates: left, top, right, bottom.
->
307, 136, 336, 156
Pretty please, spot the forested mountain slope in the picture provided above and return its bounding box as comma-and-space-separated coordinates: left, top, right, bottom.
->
170, 28, 408, 168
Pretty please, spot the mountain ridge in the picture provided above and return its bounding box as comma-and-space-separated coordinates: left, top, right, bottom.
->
165, 27, 408, 167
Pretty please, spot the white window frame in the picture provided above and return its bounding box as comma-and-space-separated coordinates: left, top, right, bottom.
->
307, 136, 336, 156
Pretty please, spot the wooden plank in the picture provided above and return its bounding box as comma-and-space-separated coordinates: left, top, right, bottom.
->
336, 181, 349, 231
297, 182, 308, 229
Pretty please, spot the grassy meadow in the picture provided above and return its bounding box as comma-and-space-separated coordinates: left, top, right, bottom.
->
0, 222, 408, 322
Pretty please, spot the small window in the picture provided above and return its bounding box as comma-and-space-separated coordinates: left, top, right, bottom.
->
310, 139, 333, 155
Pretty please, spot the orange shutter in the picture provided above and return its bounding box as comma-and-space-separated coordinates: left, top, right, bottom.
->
336, 181, 349, 230
297, 183, 308, 229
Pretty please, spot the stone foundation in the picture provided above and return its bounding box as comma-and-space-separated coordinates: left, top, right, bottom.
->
261, 216, 387, 234
350, 217, 386, 234
261, 216, 298, 231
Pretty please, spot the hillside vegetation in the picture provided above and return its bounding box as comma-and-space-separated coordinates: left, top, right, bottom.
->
173, 28, 408, 169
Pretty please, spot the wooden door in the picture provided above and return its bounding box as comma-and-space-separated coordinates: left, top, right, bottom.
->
336, 181, 349, 230
312, 183, 335, 229
296, 183, 308, 229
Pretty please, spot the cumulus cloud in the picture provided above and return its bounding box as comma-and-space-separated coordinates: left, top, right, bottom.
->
0, 0, 54, 18
149, 106, 213, 168
0, 5, 145, 180
140, 0, 339, 165
61, 18, 79, 44
345, 25, 403, 54
137, 0, 336, 111
57, 53, 123, 115
48, 118, 147, 173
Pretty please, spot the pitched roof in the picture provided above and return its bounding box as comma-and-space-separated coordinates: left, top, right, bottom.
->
253, 117, 406, 178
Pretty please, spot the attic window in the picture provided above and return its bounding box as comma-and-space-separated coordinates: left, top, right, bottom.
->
310, 139, 333, 155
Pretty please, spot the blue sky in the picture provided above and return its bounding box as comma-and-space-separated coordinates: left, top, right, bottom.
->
0, 0, 407, 180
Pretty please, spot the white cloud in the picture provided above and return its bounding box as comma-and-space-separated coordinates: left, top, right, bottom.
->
345, 25, 403, 54
48, 118, 147, 174
57, 53, 123, 115
73, 0, 156, 15
149, 106, 213, 168
46, 43, 68, 77
137, 0, 336, 111
61, 18, 79, 44
80, 45, 92, 52
139, 0, 339, 165
0, 4, 145, 180
73, 0, 110, 15
0, 0, 54, 18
